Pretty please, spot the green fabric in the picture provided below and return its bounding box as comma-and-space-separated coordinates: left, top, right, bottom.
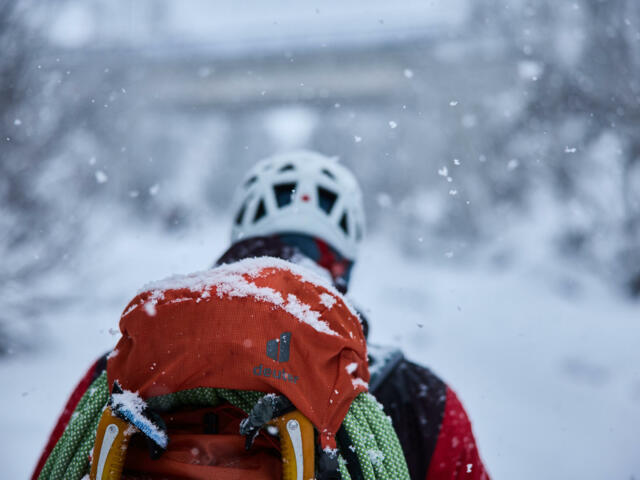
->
146, 386, 222, 411
147, 387, 262, 414
38, 381, 408, 480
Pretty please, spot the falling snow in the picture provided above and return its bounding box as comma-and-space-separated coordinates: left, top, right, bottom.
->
95, 170, 108, 183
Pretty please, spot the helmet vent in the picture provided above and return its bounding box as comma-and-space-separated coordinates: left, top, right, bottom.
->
235, 203, 247, 225
253, 199, 267, 223
321, 168, 336, 180
317, 186, 337, 214
274, 183, 297, 208
339, 212, 349, 235
244, 176, 258, 188
278, 164, 295, 172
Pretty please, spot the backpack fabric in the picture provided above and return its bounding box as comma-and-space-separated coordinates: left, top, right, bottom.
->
37, 257, 409, 480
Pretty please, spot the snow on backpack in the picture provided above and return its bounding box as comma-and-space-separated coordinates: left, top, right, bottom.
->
37, 257, 409, 480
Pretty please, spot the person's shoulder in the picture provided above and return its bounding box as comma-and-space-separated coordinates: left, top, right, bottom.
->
370, 349, 490, 479
380, 355, 478, 439
396, 358, 448, 393
369, 344, 447, 400
368, 345, 449, 418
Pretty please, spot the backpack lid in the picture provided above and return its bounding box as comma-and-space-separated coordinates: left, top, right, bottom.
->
108, 257, 369, 449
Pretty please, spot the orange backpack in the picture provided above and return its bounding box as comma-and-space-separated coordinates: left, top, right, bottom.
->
38, 257, 409, 480
97, 257, 369, 479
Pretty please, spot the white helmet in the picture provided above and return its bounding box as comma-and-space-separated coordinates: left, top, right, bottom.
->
230, 151, 365, 260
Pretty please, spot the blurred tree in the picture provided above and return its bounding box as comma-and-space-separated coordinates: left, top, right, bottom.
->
473, 0, 640, 293
0, 0, 52, 354
0, 0, 107, 353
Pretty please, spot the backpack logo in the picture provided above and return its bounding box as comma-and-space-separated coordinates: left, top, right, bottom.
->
266, 331, 291, 363
252, 331, 299, 383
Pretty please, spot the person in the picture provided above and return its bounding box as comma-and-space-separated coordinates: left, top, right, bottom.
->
217, 151, 490, 480
33, 150, 489, 480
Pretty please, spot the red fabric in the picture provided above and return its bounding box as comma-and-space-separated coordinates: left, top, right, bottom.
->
426, 387, 490, 480
315, 238, 349, 281
123, 405, 282, 479
31, 357, 104, 480
109, 262, 369, 450
124, 434, 281, 480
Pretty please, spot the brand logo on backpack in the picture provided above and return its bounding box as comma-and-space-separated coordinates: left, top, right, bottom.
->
253, 331, 299, 383
266, 331, 291, 362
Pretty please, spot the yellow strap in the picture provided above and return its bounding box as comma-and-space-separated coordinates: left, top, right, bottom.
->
89, 407, 136, 480
270, 410, 315, 480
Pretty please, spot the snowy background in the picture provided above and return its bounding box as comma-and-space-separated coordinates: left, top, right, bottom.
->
1, 1, 639, 478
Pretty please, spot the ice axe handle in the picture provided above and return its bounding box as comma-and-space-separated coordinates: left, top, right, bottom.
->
89, 406, 135, 480
271, 410, 315, 480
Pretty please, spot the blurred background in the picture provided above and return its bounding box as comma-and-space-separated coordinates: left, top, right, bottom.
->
1, 1, 639, 478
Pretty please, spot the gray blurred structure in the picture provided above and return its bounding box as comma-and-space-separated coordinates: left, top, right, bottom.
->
44, 30, 518, 239
2, 0, 640, 353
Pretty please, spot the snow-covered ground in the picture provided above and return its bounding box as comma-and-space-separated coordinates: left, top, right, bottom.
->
1, 208, 638, 479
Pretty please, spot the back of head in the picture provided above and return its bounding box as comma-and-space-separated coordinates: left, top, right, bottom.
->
230, 151, 365, 262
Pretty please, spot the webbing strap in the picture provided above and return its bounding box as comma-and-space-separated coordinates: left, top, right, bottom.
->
368, 345, 404, 394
